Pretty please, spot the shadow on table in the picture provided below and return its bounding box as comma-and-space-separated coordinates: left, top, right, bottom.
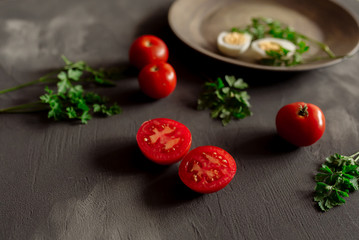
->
92, 140, 169, 176
142, 167, 203, 208
231, 132, 299, 157
91, 140, 202, 207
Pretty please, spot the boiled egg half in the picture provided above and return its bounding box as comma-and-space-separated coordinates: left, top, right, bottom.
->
251, 37, 296, 58
217, 31, 252, 57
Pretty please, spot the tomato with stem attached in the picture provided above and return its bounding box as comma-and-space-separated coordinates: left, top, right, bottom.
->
275, 102, 325, 147
178, 146, 237, 193
136, 118, 192, 165
138, 62, 176, 99
129, 35, 169, 69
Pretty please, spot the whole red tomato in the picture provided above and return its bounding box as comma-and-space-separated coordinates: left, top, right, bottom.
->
138, 62, 176, 99
275, 102, 325, 147
129, 35, 169, 69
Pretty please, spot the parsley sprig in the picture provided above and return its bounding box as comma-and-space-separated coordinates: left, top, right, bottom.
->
314, 152, 359, 211
0, 56, 121, 124
232, 17, 336, 66
197, 75, 252, 126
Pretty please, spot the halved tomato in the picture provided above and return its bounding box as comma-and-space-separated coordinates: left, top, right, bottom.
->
136, 118, 192, 165
178, 146, 237, 193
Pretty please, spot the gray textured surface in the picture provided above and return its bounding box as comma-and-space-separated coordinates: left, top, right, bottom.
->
1, 0, 359, 239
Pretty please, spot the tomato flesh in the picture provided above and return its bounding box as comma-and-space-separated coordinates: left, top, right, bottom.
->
136, 118, 192, 165
179, 146, 237, 193
276, 102, 325, 146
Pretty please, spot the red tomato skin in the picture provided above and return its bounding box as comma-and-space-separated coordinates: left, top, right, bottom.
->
178, 146, 237, 194
136, 118, 192, 165
138, 62, 177, 99
275, 102, 326, 147
129, 35, 169, 69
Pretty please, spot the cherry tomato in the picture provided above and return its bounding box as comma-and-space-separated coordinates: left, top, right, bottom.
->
275, 102, 325, 147
138, 62, 177, 99
129, 35, 169, 69
178, 146, 237, 194
136, 118, 192, 165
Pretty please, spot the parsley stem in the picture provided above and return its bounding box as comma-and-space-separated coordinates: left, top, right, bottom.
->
303, 55, 347, 64
297, 34, 336, 58
351, 152, 359, 162
0, 70, 60, 95
0, 101, 47, 113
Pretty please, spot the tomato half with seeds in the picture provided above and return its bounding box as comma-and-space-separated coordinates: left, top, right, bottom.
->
136, 118, 192, 165
178, 146, 237, 194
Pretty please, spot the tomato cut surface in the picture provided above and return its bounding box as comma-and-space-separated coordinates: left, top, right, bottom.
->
136, 118, 192, 165
178, 146, 237, 194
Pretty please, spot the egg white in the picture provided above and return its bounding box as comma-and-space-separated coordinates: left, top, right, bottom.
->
217, 31, 252, 57
251, 38, 296, 58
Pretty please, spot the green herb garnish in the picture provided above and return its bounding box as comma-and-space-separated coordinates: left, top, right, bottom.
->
197, 75, 252, 126
314, 152, 359, 211
0, 56, 121, 124
232, 17, 336, 66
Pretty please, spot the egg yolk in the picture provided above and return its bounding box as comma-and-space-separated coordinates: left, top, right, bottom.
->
259, 41, 281, 52
223, 32, 247, 45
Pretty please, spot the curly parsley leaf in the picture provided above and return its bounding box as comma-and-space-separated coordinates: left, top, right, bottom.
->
197, 75, 252, 126
314, 152, 359, 211
0, 56, 121, 124
39, 67, 121, 123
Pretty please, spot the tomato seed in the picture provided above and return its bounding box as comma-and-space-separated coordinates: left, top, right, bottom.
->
193, 175, 198, 182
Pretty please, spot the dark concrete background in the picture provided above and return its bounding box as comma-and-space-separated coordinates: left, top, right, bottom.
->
1, 0, 359, 239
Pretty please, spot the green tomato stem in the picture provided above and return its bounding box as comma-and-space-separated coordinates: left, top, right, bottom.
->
298, 104, 309, 117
